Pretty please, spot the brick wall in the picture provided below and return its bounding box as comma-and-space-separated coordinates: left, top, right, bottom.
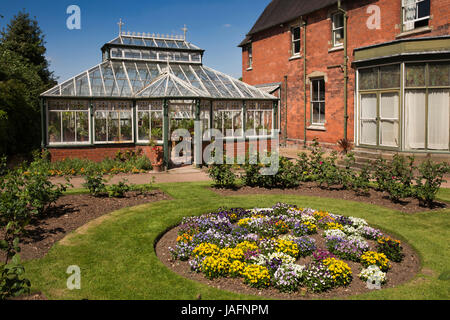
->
48, 145, 159, 163
242, 0, 450, 149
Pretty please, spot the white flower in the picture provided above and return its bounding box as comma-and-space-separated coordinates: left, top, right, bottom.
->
348, 217, 368, 228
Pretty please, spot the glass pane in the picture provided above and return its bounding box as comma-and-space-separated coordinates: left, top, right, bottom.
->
380, 92, 399, 119
150, 111, 163, 140
428, 89, 449, 150
62, 112, 76, 142
120, 111, 132, 141
292, 27, 300, 41
380, 65, 400, 88
380, 121, 398, 147
294, 41, 300, 54
405, 90, 426, 149
76, 112, 89, 142
95, 111, 107, 142
264, 110, 272, 135
75, 74, 90, 96
108, 112, 120, 142
359, 68, 378, 90
333, 13, 344, 29
418, 0, 430, 18
429, 62, 450, 87
360, 93, 377, 119
406, 64, 426, 87
138, 111, 150, 141
334, 29, 343, 46
360, 94, 377, 145
48, 112, 61, 143
361, 120, 377, 145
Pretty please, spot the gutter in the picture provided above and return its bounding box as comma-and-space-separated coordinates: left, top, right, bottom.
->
337, 0, 349, 141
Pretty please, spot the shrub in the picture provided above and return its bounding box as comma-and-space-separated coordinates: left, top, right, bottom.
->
23, 168, 70, 215
82, 172, 107, 197
0, 170, 32, 299
107, 180, 130, 198
208, 160, 236, 189
414, 160, 450, 207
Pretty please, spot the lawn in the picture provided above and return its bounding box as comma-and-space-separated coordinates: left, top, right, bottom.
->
24, 182, 450, 300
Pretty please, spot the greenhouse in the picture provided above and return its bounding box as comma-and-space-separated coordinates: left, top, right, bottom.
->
40, 31, 278, 167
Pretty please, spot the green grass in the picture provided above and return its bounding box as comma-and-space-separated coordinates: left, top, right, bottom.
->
437, 188, 450, 203
24, 182, 450, 300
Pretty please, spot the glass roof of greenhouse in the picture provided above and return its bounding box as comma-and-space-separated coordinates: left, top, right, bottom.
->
42, 33, 276, 100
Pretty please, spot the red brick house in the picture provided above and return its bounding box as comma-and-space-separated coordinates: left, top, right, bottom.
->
240, 0, 450, 156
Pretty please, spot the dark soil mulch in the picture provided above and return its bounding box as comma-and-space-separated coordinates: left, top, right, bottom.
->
211, 182, 448, 214
0, 190, 171, 263
156, 225, 421, 300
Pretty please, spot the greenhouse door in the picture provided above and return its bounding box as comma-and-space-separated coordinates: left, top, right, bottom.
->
168, 100, 195, 166
359, 92, 399, 148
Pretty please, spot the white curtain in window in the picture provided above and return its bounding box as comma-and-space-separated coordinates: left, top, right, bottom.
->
405, 90, 426, 149
380, 92, 399, 147
360, 94, 377, 145
428, 90, 450, 150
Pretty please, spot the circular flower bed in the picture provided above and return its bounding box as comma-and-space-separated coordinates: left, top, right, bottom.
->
168, 203, 407, 294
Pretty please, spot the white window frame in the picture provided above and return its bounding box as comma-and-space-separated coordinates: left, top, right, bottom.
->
331, 12, 344, 48
402, 0, 430, 31
136, 107, 164, 144
247, 44, 253, 69
47, 103, 91, 146
246, 102, 274, 138
291, 26, 301, 57
212, 101, 244, 139
93, 102, 134, 144
310, 78, 326, 126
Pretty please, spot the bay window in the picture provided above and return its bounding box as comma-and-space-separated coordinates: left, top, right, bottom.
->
358, 65, 401, 148
405, 62, 450, 151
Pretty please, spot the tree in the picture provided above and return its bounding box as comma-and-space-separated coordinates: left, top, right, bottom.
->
0, 10, 56, 87
0, 11, 54, 156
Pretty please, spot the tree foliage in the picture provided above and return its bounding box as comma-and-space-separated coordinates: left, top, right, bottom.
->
0, 11, 56, 156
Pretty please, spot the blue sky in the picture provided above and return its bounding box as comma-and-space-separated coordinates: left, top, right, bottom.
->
0, 0, 270, 82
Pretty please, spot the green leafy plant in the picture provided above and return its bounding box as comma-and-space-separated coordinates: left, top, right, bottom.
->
414, 160, 450, 207
82, 172, 107, 197
208, 156, 237, 189
107, 180, 130, 198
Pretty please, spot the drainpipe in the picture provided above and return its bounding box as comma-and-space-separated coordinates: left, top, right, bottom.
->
338, 0, 349, 141
40, 98, 46, 150
302, 18, 307, 148
284, 75, 288, 146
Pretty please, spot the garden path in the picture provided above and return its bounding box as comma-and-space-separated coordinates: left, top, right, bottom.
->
50, 165, 211, 189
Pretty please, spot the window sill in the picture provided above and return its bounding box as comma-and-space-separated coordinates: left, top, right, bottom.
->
307, 125, 326, 131
396, 26, 432, 39
328, 46, 344, 53
246, 67, 253, 71
289, 55, 302, 61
